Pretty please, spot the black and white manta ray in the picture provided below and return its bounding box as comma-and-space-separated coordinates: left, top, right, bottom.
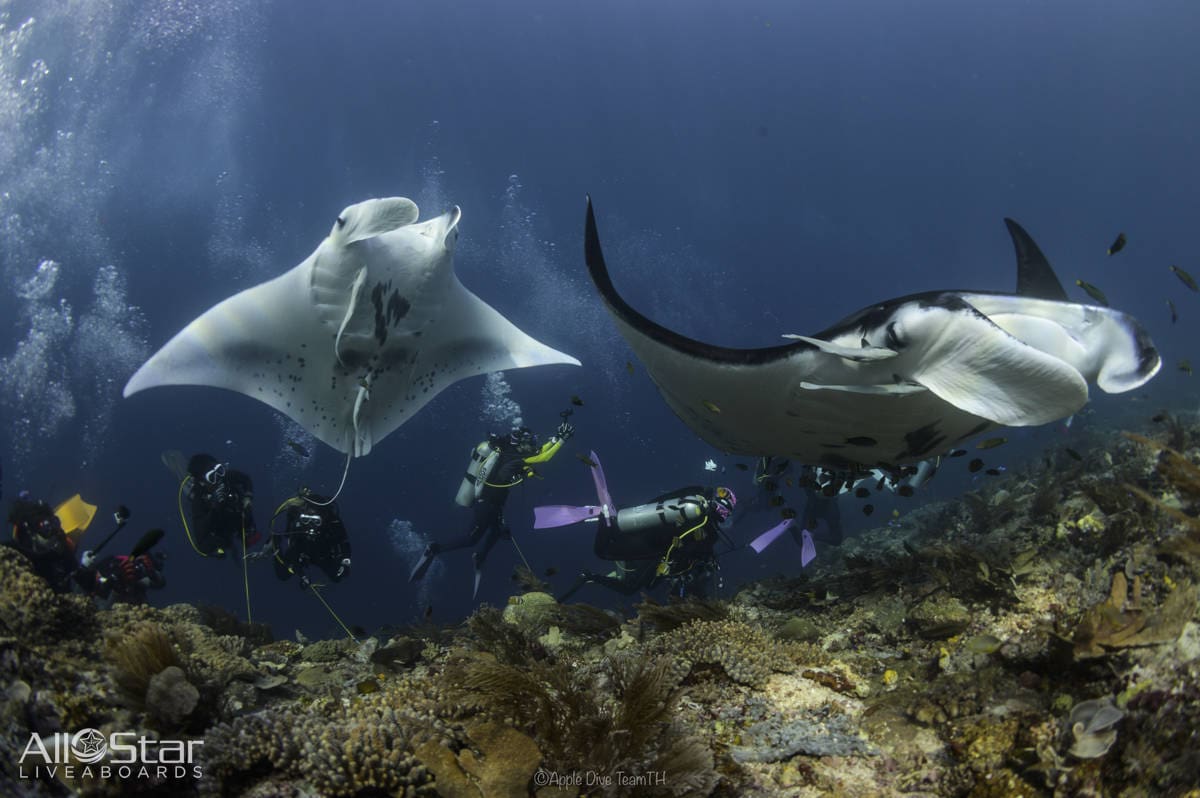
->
584, 199, 1160, 469
125, 197, 580, 457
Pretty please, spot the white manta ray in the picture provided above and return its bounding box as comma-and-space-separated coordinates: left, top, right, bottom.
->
125, 197, 581, 457
584, 199, 1160, 468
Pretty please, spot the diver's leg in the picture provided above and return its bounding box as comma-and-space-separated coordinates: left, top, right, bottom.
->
470, 511, 505, 599
411, 507, 485, 583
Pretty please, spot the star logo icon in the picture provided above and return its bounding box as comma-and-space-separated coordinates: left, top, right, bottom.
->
71, 728, 107, 762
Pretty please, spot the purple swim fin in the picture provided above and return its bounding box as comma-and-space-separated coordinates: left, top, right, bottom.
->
800, 528, 817, 567
749, 518, 794, 553
533, 504, 603, 529
589, 451, 614, 517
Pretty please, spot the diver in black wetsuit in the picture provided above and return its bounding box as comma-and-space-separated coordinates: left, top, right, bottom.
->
558, 485, 736, 602
411, 420, 574, 597
6, 497, 79, 593
269, 491, 352, 588
184, 454, 259, 557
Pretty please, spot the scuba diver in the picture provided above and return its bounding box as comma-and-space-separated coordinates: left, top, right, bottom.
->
80, 551, 166, 605
6, 497, 81, 592
77, 527, 166, 605
534, 452, 735, 602
568, 485, 734, 601
267, 490, 352, 588
747, 456, 941, 565
181, 453, 260, 557
410, 415, 575, 597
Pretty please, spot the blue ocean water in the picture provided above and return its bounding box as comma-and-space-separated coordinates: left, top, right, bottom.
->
1, 0, 1197, 638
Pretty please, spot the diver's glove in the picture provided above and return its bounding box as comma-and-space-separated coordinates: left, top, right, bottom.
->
80, 550, 97, 569
299, 574, 311, 590
244, 540, 275, 561
336, 557, 351, 578
241, 496, 253, 511
556, 421, 575, 440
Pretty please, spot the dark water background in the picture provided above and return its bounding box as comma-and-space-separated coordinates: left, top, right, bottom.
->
0, 1, 1197, 639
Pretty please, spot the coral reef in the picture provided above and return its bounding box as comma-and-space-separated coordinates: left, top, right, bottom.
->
4, 413, 1200, 796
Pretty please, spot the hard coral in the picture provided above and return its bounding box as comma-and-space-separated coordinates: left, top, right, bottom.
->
649, 619, 797, 688
202, 671, 449, 797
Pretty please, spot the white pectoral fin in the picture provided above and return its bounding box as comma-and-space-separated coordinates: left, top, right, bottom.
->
783, 334, 898, 362
906, 308, 1088, 426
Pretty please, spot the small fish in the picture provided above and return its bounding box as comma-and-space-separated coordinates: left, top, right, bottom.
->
1064, 447, 1083, 461
1152, 412, 1168, 423
785, 478, 793, 488
735, 463, 749, 471
977, 437, 1007, 450
780, 507, 797, 520
544, 566, 558, 577
854, 487, 870, 498
762, 479, 778, 493
895, 484, 913, 497
846, 436, 878, 446
1168, 299, 1179, 324
892, 509, 900, 518
1180, 359, 1193, 376
1106, 232, 1126, 256
948, 449, 967, 458
963, 634, 1003, 654
424, 605, 433, 620
769, 495, 786, 507
702, 400, 722, 414
1075, 279, 1110, 307
985, 468, 1004, 476
625, 360, 635, 375
1170, 265, 1199, 292
576, 453, 598, 468
968, 458, 984, 473
570, 395, 584, 407
350, 625, 368, 639
286, 440, 309, 458
862, 504, 875, 516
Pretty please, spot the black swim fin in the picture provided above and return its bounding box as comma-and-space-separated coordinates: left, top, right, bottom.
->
409, 544, 437, 583
471, 552, 483, 599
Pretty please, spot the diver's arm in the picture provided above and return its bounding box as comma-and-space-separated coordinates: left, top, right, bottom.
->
522, 437, 564, 465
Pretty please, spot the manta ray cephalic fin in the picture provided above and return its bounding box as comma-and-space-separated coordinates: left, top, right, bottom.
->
782, 334, 898, 361
899, 303, 1088, 426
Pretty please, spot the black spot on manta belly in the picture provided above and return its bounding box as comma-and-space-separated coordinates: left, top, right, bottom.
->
896, 422, 945, 460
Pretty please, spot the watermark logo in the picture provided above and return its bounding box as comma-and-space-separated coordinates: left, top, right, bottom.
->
19, 729, 202, 782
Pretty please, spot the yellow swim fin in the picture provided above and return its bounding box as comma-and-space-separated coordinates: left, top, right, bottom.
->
54, 494, 98, 537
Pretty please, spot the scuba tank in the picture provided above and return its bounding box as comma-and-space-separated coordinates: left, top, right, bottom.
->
455, 440, 500, 507
614, 494, 708, 534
